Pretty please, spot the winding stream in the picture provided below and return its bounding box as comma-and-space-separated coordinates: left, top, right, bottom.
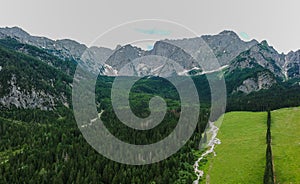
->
193, 121, 221, 184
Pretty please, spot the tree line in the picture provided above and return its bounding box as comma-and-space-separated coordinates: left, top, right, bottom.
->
264, 111, 275, 184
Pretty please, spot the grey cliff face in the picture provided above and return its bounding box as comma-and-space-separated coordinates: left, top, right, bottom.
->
149, 41, 199, 70
105, 45, 146, 72
284, 50, 300, 78
81, 46, 113, 73
0, 75, 57, 110
235, 71, 276, 94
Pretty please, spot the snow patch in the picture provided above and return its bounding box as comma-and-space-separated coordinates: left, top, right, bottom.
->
200, 65, 228, 75
102, 64, 118, 76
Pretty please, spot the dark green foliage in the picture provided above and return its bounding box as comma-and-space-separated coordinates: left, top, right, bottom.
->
266, 111, 271, 144
0, 107, 209, 184
0, 39, 211, 183
227, 82, 300, 112
264, 111, 275, 184
1, 36, 300, 184
0, 38, 77, 76
0, 43, 73, 108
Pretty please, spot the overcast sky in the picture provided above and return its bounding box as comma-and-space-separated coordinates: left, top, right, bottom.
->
0, 0, 299, 53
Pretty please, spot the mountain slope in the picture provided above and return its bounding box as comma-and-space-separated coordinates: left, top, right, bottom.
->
0, 44, 72, 110
1, 27, 300, 81
0, 27, 113, 74
1, 27, 300, 111
0, 37, 77, 75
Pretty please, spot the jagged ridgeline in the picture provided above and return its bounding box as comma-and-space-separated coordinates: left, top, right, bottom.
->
1, 27, 300, 111
1, 27, 300, 183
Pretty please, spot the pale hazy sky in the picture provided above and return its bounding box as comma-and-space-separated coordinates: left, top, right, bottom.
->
0, 0, 299, 53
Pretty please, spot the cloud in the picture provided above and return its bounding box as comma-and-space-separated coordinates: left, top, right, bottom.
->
147, 45, 154, 50
239, 32, 250, 40
135, 28, 171, 36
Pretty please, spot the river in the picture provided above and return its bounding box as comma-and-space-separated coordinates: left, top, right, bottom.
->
193, 121, 221, 184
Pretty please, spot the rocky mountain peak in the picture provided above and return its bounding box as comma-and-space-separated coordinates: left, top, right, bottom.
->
260, 40, 269, 46
105, 44, 146, 71
150, 40, 199, 69
200, 31, 258, 66
286, 49, 300, 57
229, 40, 285, 78
218, 30, 240, 38
0, 26, 30, 38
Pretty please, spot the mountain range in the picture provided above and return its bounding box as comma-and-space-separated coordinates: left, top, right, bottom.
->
0, 26, 300, 111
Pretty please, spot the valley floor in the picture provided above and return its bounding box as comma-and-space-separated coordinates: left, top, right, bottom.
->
204, 112, 266, 183
198, 108, 300, 184
272, 107, 300, 183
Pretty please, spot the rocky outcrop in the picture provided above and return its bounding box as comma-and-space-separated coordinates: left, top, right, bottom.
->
284, 50, 300, 78
0, 75, 56, 110
235, 71, 276, 94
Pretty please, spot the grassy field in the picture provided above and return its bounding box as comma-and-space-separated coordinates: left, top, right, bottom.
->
272, 107, 300, 183
202, 111, 267, 184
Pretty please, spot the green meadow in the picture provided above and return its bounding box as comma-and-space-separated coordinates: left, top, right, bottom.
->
203, 111, 267, 183
272, 107, 300, 183
199, 108, 300, 184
